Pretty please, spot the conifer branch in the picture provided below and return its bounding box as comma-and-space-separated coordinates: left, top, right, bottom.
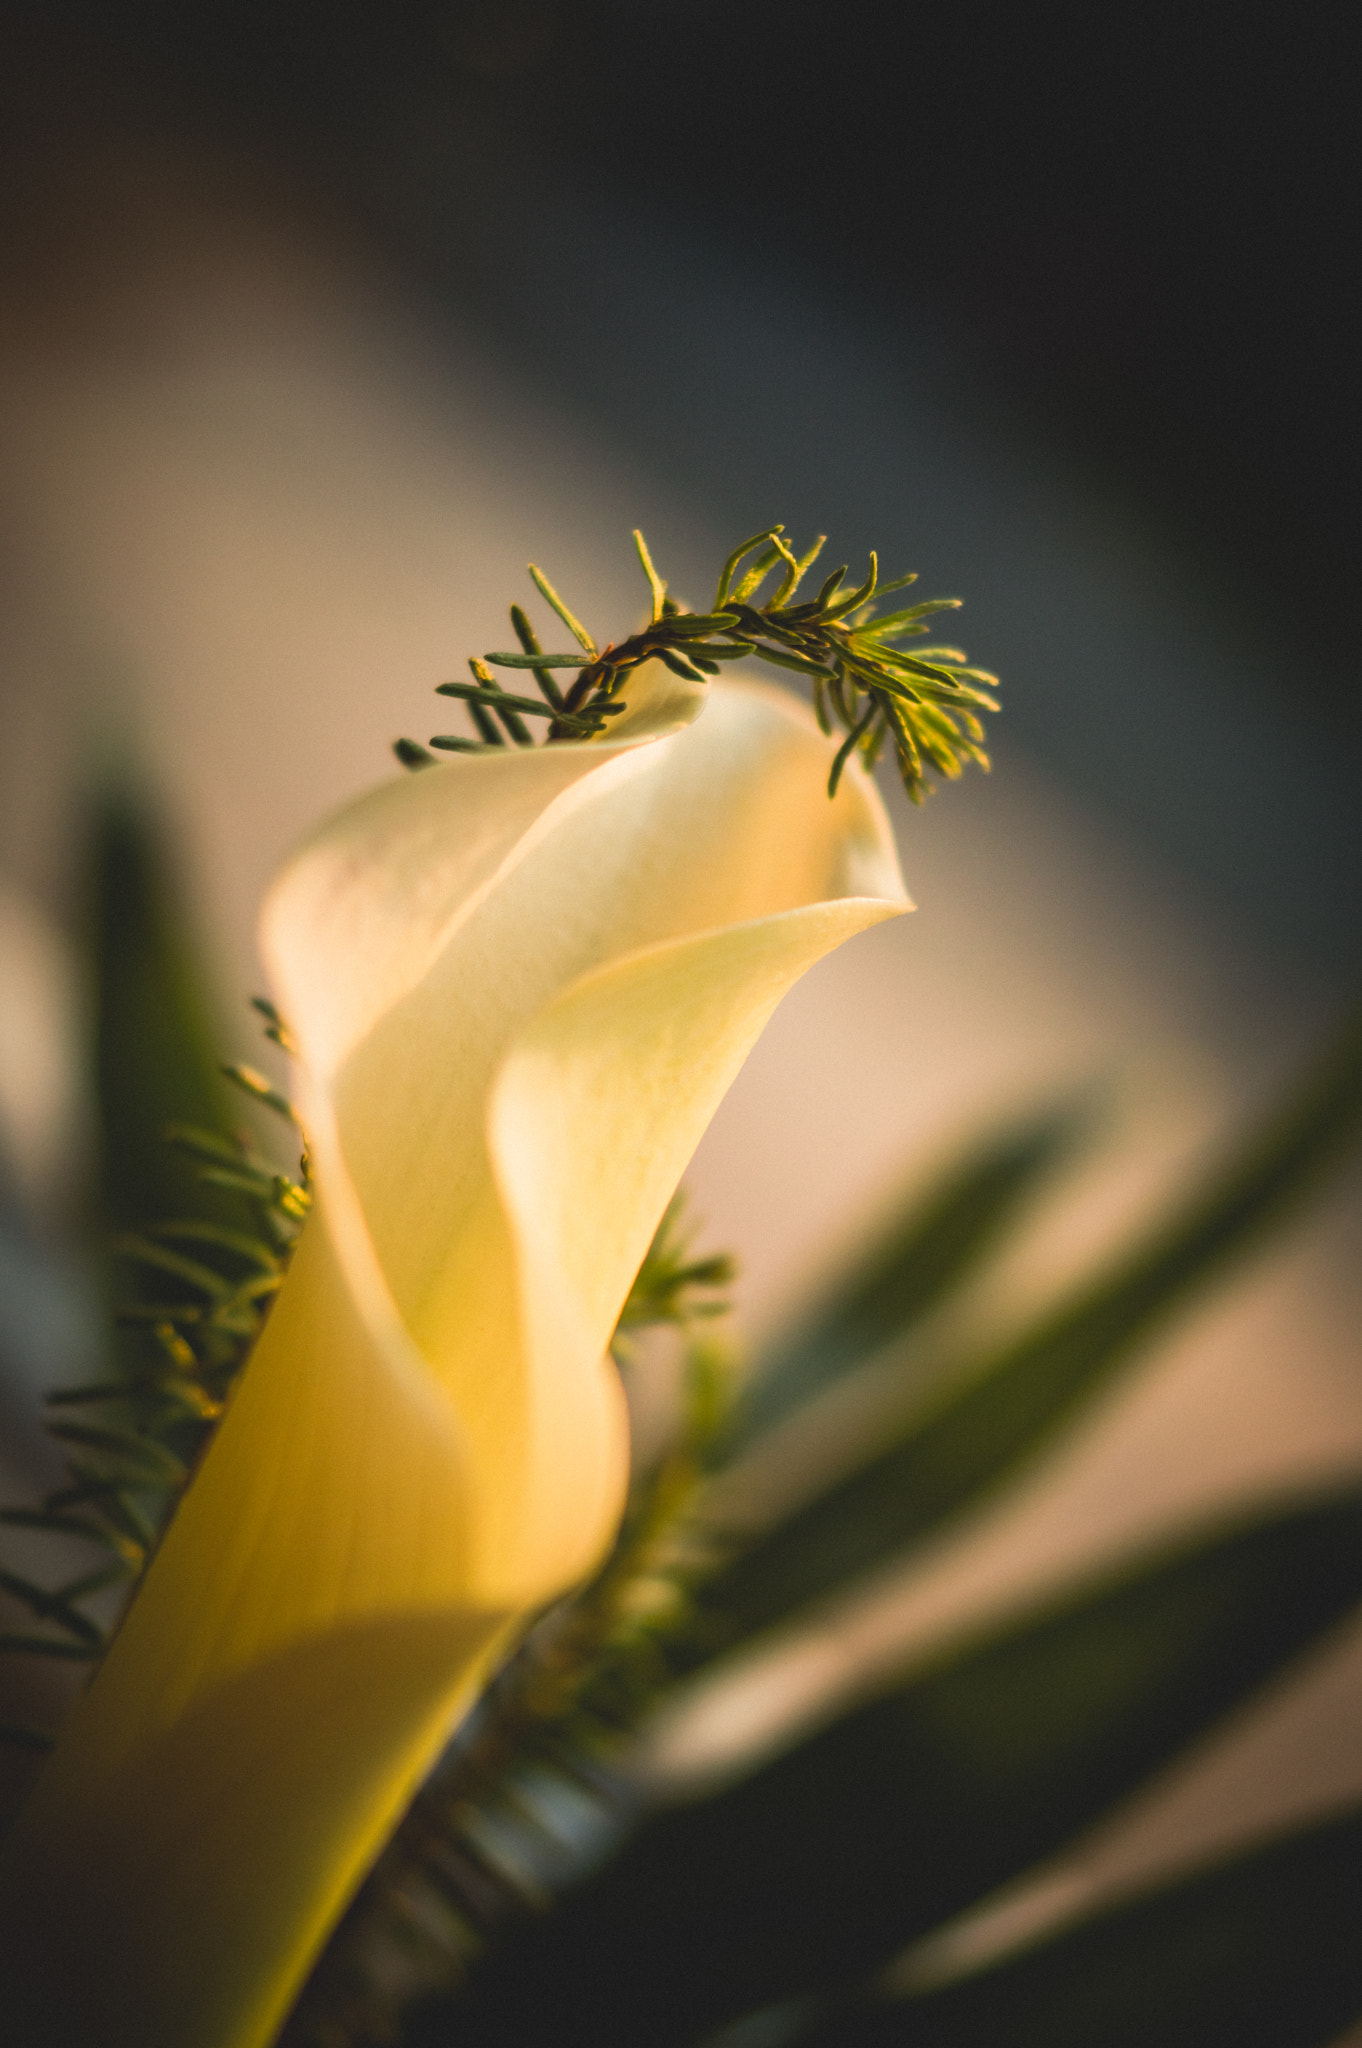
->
0, 1026, 311, 1719
397, 527, 999, 804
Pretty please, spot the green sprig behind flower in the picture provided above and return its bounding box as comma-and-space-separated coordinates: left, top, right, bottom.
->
0, 1037, 310, 1744
612, 1195, 736, 1359
396, 527, 999, 803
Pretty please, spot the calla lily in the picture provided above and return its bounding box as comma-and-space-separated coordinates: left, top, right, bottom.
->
0, 669, 908, 2048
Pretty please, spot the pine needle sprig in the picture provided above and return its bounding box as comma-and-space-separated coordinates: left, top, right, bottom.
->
0, 1021, 310, 1734
396, 527, 999, 803
612, 1195, 736, 1361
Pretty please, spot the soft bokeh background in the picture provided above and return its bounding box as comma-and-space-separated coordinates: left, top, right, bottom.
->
2, 0, 1360, 1996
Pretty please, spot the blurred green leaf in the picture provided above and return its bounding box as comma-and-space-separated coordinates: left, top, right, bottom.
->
88, 784, 242, 1234
704, 1013, 1362, 1637
431, 1487, 1362, 2048
724, 1101, 1089, 1455
804, 1805, 1362, 2048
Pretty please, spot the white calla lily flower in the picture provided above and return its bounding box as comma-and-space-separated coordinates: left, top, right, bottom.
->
0, 670, 908, 2048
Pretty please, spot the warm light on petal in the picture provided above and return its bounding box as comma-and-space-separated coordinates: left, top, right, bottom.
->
0, 674, 908, 2048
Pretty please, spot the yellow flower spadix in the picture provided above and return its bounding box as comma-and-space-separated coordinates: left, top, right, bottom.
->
0, 672, 908, 2048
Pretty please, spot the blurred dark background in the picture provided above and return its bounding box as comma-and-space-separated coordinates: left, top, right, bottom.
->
6, 0, 1359, 669
1, 0, 1359, 972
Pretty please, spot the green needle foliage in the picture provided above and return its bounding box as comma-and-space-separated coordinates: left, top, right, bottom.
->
0, 808, 309, 1749
0, 1092, 309, 1739
613, 1194, 736, 1360
396, 527, 999, 803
